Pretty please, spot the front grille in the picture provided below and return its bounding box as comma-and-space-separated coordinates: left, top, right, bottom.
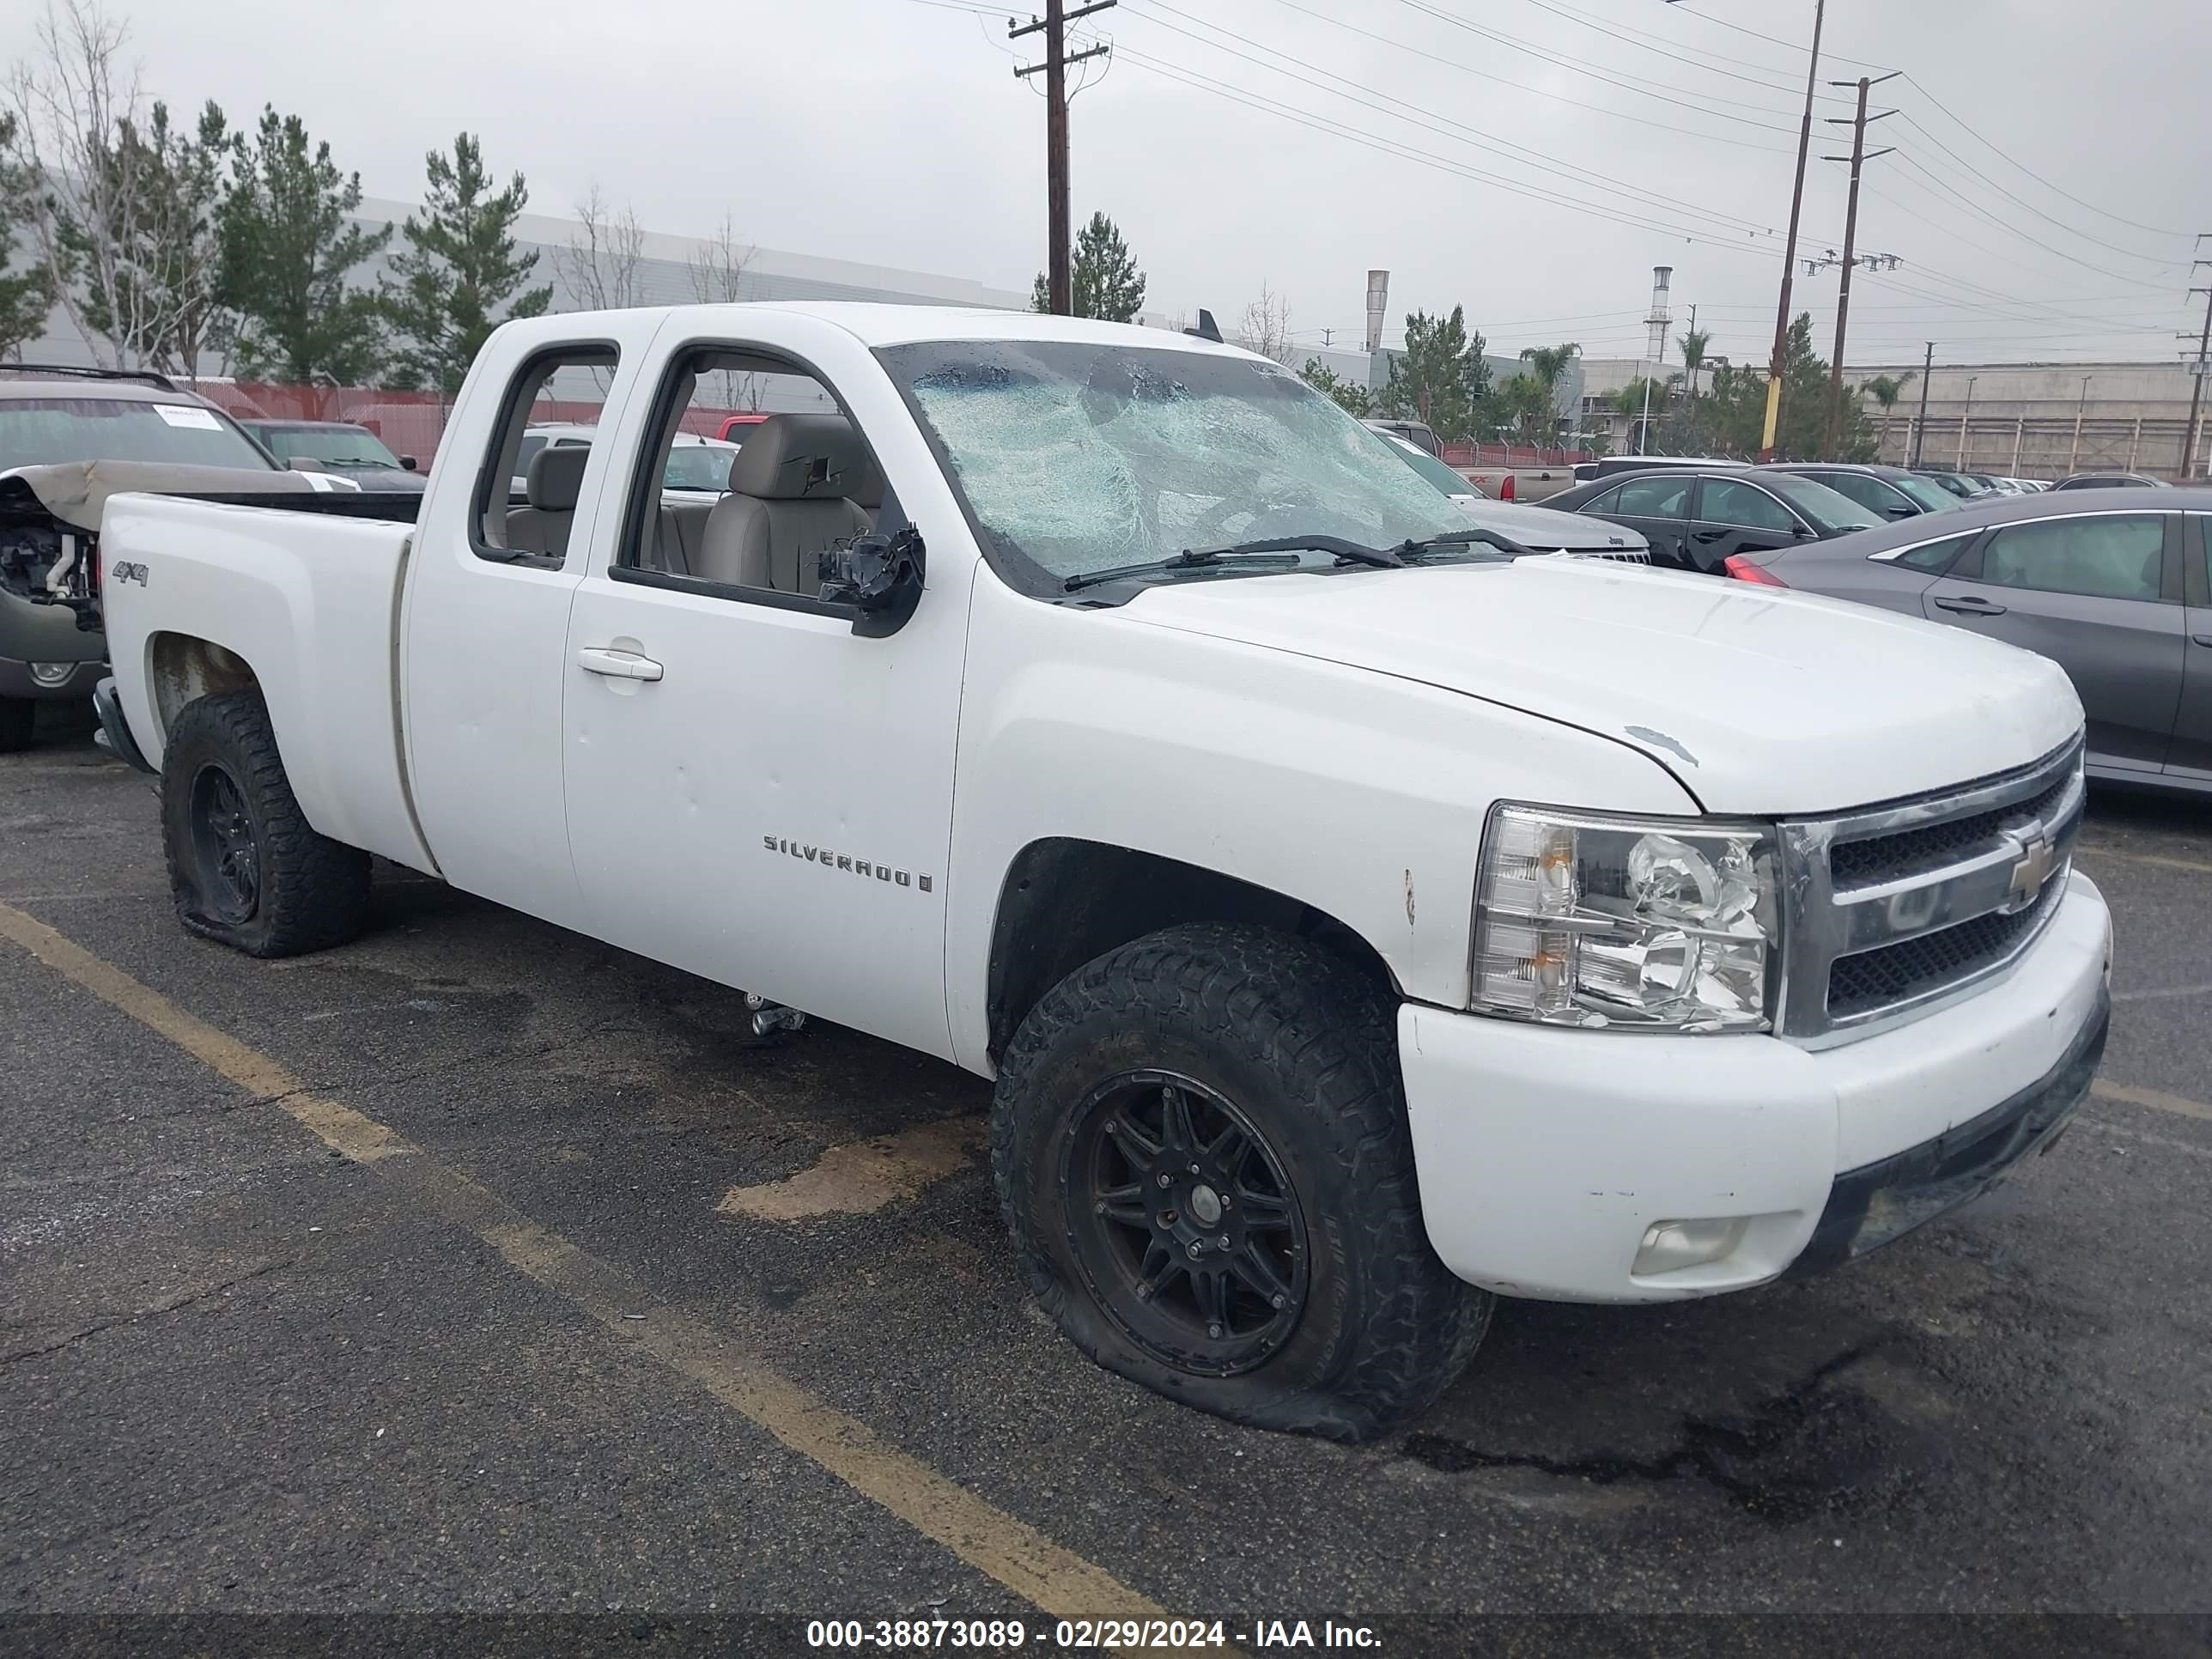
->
1778, 738, 2085, 1041
1830, 769, 2074, 889
1826, 872, 2066, 1019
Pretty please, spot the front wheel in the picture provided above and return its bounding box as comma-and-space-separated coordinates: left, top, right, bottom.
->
160, 689, 372, 957
992, 923, 1490, 1441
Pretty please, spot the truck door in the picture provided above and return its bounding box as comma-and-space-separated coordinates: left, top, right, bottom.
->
1921, 508, 2185, 778
556, 318, 972, 1061
401, 325, 659, 929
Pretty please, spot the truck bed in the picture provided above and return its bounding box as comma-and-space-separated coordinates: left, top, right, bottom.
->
100, 492, 436, 875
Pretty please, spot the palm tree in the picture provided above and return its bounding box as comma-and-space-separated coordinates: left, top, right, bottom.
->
1518, 341, 1580, 438
1679, 328, 1711, 400
1492, 373, 1553, 441
1862, 372, 1916, 459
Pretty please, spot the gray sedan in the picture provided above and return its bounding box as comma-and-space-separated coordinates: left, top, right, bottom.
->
1726, 486, 2212, 797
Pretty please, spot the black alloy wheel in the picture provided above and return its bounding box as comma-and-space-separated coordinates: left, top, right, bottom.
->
188, 762, 261, 925
1061, 1069, 1308, 1376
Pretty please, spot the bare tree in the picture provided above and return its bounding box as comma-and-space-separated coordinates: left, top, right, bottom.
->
555, 182, 646, 312
1237, 281, 1293, 364
686, 210, 760, 410
3, 1, 227, 373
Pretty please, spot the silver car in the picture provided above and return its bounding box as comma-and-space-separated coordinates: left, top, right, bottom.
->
1723, 486, 2212, 797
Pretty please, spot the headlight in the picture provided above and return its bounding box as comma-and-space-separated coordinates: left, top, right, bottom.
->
1472, 804, 1778, 1032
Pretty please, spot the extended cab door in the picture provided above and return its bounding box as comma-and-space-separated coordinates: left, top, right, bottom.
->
1684, 476, 1808, 574
555, 314, 974, 1061
2172, 511, 2212, 781
1921, 508, 2185, 777
401, 320, 664, 929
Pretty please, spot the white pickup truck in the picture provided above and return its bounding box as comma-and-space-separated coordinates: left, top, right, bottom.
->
84, 304, 2111, 1441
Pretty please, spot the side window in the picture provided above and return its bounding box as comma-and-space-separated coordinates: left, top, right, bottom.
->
1979, 514, 2164, 602
1701, 478, 1796, 532
472, 343, 618, 566
1614, 475, 1691, 519
1818, 472, 1893, 515
1889, 531, 1978, 574
1579, 484, 1622, 513
615, 343, 886, 602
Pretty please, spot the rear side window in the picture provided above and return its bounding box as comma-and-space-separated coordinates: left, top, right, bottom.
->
1614, 475, 1691, 519
1978, 514, 2164, 601
1889, 532, 1978, 574
1701, 478, 1796, 532
473, 344, 619, 566
1578, 484, 1622, 513
1817, 472, 1900, 516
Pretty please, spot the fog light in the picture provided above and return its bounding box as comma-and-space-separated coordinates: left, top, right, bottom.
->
1633, 1217, 1748, 1275
27, 661, 75, 688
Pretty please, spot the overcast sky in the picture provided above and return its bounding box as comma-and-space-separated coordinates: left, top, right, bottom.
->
8, 0, 2206, 375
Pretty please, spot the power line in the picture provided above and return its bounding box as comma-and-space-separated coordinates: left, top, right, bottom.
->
1255, 0, 1798, 152
1515, 0, 1855, 104
1121, 0, 1800, 243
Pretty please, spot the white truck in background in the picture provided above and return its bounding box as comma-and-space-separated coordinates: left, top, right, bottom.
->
76, 304, 2110, 1440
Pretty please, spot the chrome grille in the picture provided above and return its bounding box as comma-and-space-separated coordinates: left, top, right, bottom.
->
1777, 738, 2085, 1043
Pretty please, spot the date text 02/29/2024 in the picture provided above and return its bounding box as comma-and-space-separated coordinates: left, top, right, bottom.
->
803, 1619, 1382, 1650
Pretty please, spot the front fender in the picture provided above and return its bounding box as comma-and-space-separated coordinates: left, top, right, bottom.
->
941, 574, 1697, 1072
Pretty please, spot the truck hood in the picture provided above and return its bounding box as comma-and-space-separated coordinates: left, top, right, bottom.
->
1115, 557, 2081, 815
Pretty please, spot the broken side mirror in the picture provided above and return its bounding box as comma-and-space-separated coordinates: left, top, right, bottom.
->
818, 526, 925, 638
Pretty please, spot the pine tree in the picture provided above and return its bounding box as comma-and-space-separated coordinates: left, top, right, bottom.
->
0, 113, 55, 360
1030, 211, 1146, 322
220, 106, 391, 385
380, 133, 550, 396
1376, 307, 1491, 441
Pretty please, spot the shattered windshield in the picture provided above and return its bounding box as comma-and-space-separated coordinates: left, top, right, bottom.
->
879, 340, 1470, 590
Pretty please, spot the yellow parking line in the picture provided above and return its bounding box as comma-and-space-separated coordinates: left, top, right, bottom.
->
2075, 846, 2212, 878
2092, 1079, 2212, 1124
0, 901, 1172, 1631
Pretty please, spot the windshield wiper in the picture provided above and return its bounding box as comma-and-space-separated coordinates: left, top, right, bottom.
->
1395, 527, 1536, 559
1062, 535, 1404, 593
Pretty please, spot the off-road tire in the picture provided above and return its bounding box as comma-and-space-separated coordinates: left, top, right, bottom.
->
993, 922, 1491, 1441
0, 695, 35, 754
161, 689, 372, 957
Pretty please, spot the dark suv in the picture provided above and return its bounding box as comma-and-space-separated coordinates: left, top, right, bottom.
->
1540, 465, 1883, 574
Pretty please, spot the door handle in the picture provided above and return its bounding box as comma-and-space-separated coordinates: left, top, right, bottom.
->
1933, 596, 2007, 616
576, 646, 664, 682
2193, 634, 2212, 648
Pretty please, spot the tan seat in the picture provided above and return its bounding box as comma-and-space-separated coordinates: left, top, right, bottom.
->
507, 445, 589, 558
696, 415, 872, 592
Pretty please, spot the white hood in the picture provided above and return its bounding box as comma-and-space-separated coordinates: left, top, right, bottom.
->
1116, 557, 2081, 815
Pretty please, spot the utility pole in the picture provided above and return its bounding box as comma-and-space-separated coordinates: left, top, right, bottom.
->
1910, 341, 1933, 465
2179, 243, 2212, 481
2069, 375, 2093, 474
1012, 2, 1115, 316
1957, 375, 1978, 468
1757, 0, 1824, 460
1820, 71, 1897, 460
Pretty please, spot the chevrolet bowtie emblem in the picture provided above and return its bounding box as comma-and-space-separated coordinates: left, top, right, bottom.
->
2004, 829, 2057, 912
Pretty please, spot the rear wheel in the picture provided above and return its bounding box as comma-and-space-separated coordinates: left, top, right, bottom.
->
993, 923, 1490, 1441
0, 695, 35, 754
161, 690, 371, 957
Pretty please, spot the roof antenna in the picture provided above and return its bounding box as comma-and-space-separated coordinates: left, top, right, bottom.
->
1184, 308, 1222, 343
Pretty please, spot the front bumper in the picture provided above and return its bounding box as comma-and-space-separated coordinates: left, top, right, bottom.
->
1399, 870, 2112, 1302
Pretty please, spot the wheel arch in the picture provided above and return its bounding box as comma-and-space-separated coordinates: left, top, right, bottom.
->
146, 631, 262, 743
983, 836, 1400, 1066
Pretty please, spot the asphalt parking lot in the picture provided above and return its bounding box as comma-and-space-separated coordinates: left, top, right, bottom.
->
3, 702, 2209, 1648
